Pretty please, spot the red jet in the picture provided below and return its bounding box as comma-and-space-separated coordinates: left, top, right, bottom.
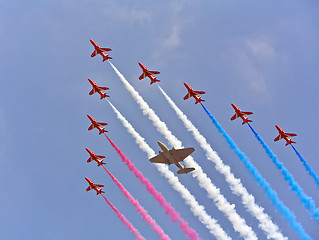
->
138, 62, 160, 85
87, 114, 108, 135
183, 83, 205, 104
274, 125, 297, 146
85, 148, 106, 167
90, 39, 112, 62
88, 78, 110, 100
85, 177, 105, 195
230, 103, 253, 125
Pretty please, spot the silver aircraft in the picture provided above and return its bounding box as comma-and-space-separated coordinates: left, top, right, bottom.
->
150, 141, 195, 174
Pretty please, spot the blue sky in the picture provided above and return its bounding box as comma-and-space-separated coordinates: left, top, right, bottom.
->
1, 1, 318, 239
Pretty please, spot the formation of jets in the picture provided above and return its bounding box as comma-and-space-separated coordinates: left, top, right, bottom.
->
183, 82, 205, 104
90, 39, 112, 62
85, 39, 300, 221
88, 78, 110, 100
138, 62, 160, 85
274, 125, 297, 146
87, 114, 108, 135
230, 103, 253, 125
85, 177, 105, 195
150, 141, 195, 174
230, 103, 297, 146
85, 148, 106, 167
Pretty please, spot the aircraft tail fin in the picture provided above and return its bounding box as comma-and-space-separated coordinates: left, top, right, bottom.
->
195, 98, 205, 104
100, 93, 110, 99
286, 140, 296, 146
150, 78, 160, 85
177, 167, 195, 174
103, 55, 112, 62
242, 119, 253, 125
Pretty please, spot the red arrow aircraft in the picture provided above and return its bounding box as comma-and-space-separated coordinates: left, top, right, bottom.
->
85, 148, 106, 167
274, 125, 297, 146
138, 62, 160, 85
230, 103, 253, 125
87, 114, 108, 135
85, 177, 105, 195
183, 82, 205, 104
90, 39, 112, 62
88, 78, 110, 100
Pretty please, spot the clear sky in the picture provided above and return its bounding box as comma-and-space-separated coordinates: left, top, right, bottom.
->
1, 0, 318, 239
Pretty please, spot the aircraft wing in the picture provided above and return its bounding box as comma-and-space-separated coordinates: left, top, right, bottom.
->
101, 47, 112, 52
183, 93, 191, 100
88, 124, 94, 131
170, 148, 195, 162
86, 186, 92, 191
285, 133, 297, 137
89, 89, 96, 95
274, 135, 282, 142
99, 87, 109, 90
149, 71, 160, 75
194, 90, 205, 95
231, 113, 239, 121
149, 153, 172, 164
139, 73, 146, 80
91, 50, 98, 58
242, 111, 253, 116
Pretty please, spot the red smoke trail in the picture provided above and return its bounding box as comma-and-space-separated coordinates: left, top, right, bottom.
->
103, 133, 201, 240
102, 165, 170, 240
101, 194, 145, 240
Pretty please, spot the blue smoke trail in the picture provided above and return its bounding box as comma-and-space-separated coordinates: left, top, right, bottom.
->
291, 145, 319, 188
200, 103, 312, 240
247, 123, 319, 222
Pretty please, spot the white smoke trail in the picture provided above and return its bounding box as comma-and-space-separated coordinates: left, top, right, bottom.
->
107, 100, 229, 240
109, 62, 257, 239
158, 86, 287, 240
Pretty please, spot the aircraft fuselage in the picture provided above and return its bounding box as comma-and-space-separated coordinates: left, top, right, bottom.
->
157, 141, 184, 170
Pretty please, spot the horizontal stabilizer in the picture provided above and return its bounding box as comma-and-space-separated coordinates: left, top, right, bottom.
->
242, 119, 252, 125
177, 167, 195, 174
286, 140, 296, 146
195, 98, 205, 104
100, 94, 110, 99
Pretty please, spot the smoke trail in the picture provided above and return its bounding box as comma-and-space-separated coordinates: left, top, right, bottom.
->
103, 133, 202, 240
102, 165, 170, 240
247, 123, 319, 222
108, 62, 256, 240
158, 86, 286, 240
106, 101, 230, 240
200, 103, 312, 240
291, 145, 319, 188
101, 194, 145, 240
